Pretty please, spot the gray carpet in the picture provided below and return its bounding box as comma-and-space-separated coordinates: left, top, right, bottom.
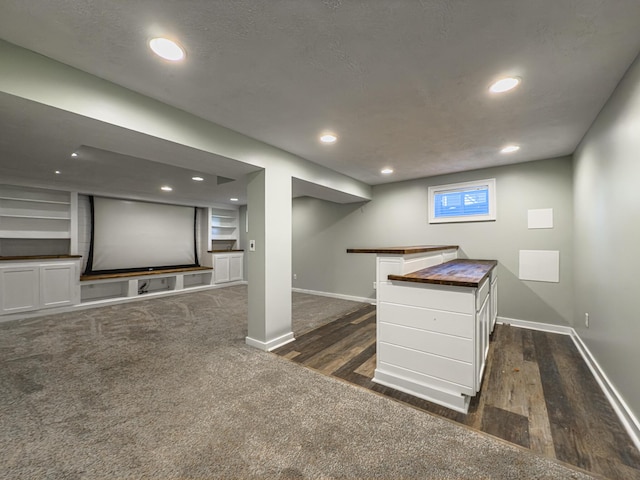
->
0, 285, 597, 479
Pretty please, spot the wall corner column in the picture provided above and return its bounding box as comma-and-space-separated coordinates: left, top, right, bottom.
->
245, 168, 294, 351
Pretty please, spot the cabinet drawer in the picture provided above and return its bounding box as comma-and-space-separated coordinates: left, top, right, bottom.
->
379, 322, 473, 362
378, 342, 474, 388
379, 302, 474, 338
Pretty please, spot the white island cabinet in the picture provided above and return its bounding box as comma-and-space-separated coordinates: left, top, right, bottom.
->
378, 259, 497, 413
346, 246, 497, 414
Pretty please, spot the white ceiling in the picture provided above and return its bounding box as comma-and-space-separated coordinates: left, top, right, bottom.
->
1, 1, 639, 204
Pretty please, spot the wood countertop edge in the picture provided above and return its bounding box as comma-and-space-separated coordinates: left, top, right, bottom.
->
207, 250, 245, 253
388, 259, 497, 288
81, 266, 213, 281
347, 245, 459, 254
387, 275, 482, 288
0, 255, 83, 261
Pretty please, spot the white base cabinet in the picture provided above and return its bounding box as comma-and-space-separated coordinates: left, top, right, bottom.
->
490, 269, 498, 332
211, 252, 244, 284
80, 269, 214, 304
0, 258, 80, 315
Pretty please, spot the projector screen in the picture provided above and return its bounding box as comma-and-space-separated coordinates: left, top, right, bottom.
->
85, 196, 197, 274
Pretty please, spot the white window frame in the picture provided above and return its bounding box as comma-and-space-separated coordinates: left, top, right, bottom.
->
428, 178, 497, 224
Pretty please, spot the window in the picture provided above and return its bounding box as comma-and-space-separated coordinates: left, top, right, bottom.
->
428, 178, 496, 223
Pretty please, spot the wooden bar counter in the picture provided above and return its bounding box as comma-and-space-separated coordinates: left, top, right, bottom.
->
388, 258, 497, 287
347, 246, 497, 414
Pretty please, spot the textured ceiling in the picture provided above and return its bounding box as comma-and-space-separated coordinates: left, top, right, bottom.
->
0, 93, 258, 206
1, 0, 640, 201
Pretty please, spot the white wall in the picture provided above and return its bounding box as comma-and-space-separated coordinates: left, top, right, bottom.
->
573, 54, 640, 419
293, 156, 574, 326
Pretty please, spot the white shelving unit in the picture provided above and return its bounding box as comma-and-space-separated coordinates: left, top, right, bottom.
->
80, 269, 214, 305
0, 185, 77, 246
207, 206, 240, 249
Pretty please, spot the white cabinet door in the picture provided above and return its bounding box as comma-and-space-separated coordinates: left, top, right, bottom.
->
475, 293, 490, 392
229, 254, 243, 282
490, 276, 498, 332
40, 263, 77, 308
0, 265, 40, 314
214, 255, 231, 284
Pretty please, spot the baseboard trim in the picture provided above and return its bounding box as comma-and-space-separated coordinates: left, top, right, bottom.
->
570, 332, 640, 452
497, 316, 573, 335
245, 332, 295, 352
498, 315, 640, 452
292, 287, 375, 305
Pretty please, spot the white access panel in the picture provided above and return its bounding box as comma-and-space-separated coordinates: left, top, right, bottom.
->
527, 208, 554, 229
519, 250, 560, 282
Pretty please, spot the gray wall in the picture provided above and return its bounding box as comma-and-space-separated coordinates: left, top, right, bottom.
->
293, 156, 574, 326
573, 54, 640, 419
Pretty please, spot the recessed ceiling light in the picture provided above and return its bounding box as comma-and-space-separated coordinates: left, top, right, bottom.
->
489, 77, 521, 94
149, 37, 185, 62
71, 152, 78, 158
320, 133, 338, 144
500, 144, 520, 153
192, 176, 204, 182
381, 168, 394, 174
54, 170, 61, 175
230, 198, 239, 202
161, 185, 173, 192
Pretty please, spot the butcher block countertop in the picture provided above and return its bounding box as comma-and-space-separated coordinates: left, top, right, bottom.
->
388, 259, 497, 288
346, 245, 458, 255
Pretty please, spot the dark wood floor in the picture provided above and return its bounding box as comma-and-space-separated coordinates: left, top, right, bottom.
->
273, 304, 640, 480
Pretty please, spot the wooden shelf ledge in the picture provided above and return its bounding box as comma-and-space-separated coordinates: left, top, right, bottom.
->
81, 266, 213, 282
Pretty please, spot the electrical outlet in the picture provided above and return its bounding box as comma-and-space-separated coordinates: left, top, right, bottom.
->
373, 281, 377, 290
249, 240, 256, 251
293, 273, 297, 280
585, 313, 589, 328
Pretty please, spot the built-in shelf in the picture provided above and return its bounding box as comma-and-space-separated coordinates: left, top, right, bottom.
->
1, 231, 72, 239
207, 206, 239, 249
0, 215, 70, 220
0, 185, 75, 244
80, 268, 214, 304
0, 196, 71, 205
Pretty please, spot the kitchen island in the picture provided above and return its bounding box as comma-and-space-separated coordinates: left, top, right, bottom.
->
347, 246, 497, 413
